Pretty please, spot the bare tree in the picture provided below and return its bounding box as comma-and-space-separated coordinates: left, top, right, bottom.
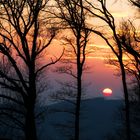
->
49, 0, 91, 139
117, 20, 140, 101
82, 0, 131, 139
0, 0, 63, 140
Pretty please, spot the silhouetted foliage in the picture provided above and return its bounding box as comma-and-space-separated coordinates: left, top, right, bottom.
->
117, 20, 140, 101
0, 0, 63, 139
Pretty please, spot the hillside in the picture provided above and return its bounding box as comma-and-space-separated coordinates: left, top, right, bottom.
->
39, 97, 123, 140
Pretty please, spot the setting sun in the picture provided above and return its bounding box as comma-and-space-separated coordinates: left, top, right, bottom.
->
103, 88, 113, 96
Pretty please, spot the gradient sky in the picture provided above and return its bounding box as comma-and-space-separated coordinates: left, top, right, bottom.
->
46, 0, 136, 100
87, 0, 136, 99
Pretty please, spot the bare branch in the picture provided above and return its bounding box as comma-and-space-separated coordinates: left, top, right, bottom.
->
36, 48, 65, 75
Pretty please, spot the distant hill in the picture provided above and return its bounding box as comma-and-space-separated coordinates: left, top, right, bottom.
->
39, 97, 123, 140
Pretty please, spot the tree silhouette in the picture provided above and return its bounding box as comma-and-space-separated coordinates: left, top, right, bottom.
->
130, 0, 140, 8
117, 20, 140, 101
83, 0, 131, 139
0, 0, 63, 139
49, 0, 91, 139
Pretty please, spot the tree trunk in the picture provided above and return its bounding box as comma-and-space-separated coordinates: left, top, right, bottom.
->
25, 63, 37, 140
25, 100, 37, 140
75, 76, 82, 140
75, 38, 82, 140
120, 60, 131, 140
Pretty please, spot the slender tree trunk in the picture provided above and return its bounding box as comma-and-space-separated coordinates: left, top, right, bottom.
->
75, 37, 82, 140
120, 60, 131, 140
75, 75, 82, 140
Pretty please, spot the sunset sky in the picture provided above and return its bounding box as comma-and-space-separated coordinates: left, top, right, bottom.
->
0, 1, 139, 140
87, 0, 137, 99
46, 0, 138, 100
